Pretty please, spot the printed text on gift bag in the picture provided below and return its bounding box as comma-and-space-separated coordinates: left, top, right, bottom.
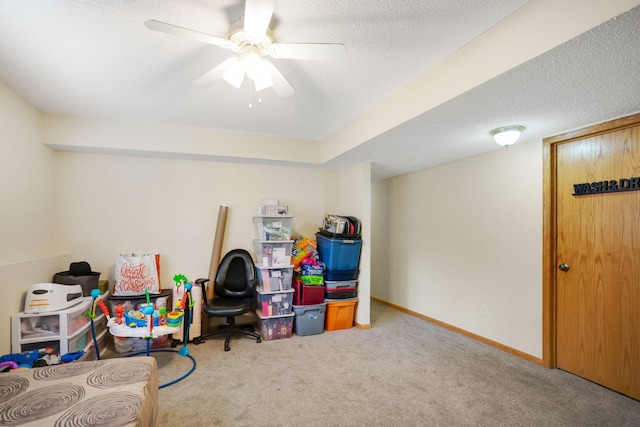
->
118, 260, 157, 293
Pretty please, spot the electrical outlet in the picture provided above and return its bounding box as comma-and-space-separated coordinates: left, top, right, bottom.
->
480, 304, 488, 315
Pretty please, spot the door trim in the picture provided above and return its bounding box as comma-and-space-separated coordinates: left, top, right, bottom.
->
542, 112, 640, 368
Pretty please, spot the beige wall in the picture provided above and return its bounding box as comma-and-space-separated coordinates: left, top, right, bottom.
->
52, 152, 334, 291
372, 140, 543, 357
0, 82, 53, 261
332, 163, 371, 325
42, 113, 320, 164
0, 82, 70, 354
371, 178, 392, 303
51, 152, 374, 334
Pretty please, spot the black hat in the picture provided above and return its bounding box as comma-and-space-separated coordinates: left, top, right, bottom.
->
53, 261, 100, 296
68, 261, 96, 276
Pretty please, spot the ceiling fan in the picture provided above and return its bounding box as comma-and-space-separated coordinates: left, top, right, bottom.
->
145, 0, 346, 97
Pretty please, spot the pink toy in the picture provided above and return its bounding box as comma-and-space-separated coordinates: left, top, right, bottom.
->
0, 361, 19, 371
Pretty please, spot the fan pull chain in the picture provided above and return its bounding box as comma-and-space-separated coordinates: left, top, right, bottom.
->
248, 81, 262, 109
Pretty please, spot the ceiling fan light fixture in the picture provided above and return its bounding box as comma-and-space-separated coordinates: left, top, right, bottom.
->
252, 69, 273, 92
490, 125, 525, 147
222, 59, 245, 88
247, 58, 273, 91
243, 50, 263, 80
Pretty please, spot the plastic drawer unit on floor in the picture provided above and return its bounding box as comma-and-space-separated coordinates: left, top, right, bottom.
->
11, 293, 109, 358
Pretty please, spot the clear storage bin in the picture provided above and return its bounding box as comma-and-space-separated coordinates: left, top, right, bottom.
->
255, 289, 294, 316
257, 312, 294, 341
253, 240, 293, 267
253, 216, 293, 241
255, 265, 294, 292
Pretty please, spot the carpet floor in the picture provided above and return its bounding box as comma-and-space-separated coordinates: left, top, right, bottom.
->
110, 300, 640, 426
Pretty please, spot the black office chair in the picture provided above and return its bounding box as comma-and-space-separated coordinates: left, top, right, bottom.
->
196, 249, 261, 351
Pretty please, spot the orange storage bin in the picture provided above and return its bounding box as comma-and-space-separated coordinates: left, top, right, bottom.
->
325, 298, 357, 331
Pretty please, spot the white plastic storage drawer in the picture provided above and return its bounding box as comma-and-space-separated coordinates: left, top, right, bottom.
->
10, 296, 95, 355
67, 301, 91, 335
68, 328, 93, 353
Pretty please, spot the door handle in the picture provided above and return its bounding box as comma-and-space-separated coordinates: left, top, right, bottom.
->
558, 263, 570, 272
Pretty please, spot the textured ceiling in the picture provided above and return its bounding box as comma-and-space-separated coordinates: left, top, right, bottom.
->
1, 1, 639, 180
326, 5, 640, 177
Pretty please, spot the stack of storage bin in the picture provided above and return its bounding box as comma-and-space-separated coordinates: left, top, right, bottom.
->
291, 236, 327, 336
315, 226, 362, 331
253, 213, 295, 340
292, 265, 327, 336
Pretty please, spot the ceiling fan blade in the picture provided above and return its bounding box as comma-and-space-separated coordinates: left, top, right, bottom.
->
262, 59, 295, 98
193, 57, 238, 87
145, 19, 232, 49
267, 43, 347, 61
243, 0, 276, 41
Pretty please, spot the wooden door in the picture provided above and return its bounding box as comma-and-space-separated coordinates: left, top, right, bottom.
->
555, 124, 640, 400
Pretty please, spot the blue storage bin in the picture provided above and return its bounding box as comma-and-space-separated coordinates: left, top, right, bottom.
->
315, 233, 362, 271
325, 269, 358, 281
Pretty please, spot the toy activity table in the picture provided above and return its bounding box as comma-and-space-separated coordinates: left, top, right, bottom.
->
108, 323, 182, 340
89, 286, 197, 389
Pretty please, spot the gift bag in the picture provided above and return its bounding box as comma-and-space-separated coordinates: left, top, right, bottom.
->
114, 253, 161, 295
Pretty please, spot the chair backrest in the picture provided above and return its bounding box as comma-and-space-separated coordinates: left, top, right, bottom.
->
214, 249, 257, 299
